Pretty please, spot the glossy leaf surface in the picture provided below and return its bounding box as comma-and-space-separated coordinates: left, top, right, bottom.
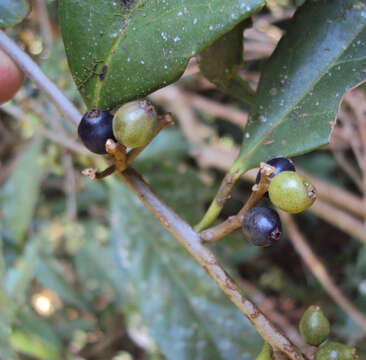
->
1, 140, 44, 244
59, 0, 264, 109
232, 0, 366, 174
110, 179, 261, 360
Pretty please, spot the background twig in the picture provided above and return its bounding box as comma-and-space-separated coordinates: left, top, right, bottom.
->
281, 212, 366, 333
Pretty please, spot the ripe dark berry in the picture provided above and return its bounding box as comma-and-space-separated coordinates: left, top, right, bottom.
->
256, 157, 295, 184
113, 100, 157, 148
242, 206, 282, 247
78, 109, 115, 154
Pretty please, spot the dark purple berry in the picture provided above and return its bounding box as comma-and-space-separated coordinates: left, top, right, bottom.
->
256, 157, 295, 184
78, 109, 116, 154
242, 206, 282, 247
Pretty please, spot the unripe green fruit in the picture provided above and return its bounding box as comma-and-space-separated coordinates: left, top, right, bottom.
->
113, 100, 157, 148
256, 343, 273, 360
268, 171, 316, 214
316, 342, 358, 360
299, 305, 330, 346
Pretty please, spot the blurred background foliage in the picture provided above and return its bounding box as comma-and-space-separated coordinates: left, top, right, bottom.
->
0, 0, 366, 359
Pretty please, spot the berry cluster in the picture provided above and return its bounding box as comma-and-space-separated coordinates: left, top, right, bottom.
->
299, 306, 358, 360
242, 157, 316, 247
78, 100, 158, 154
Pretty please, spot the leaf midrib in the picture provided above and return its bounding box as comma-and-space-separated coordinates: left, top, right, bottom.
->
91, 0, 149, 107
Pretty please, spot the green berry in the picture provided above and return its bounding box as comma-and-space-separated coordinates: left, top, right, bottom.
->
256, 343, 273, 360
268, 171, 316, 214
316, 342, 358, 360
113, 100, 157, 148
299, 305, 330, 346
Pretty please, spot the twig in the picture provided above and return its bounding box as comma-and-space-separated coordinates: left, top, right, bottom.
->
332, 150, 363, 192
62, 154, 77, 220
194, 168, 241, 231
310, 199, 366, 246
118, 168, 304, 360
82, 165, 116, 180
343, 90, 366, 215
184, 92, 248, 128
0, 31, 80, 126
200, 162, 275, 242
35, 0, 53, 56
281, 212, 366, 333
239, 279, 304, 349
302, 172, 365, 219
150, 85, 216, 145
4, 31, 306, 358
0, 104, 88, 155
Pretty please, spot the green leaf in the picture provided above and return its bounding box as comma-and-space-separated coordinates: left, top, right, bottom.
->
16, 309, 62, 354
0, 0, 30, 28
134, 129, 211, 223
232, 0, 366, 174
1, 139, 44, 244
74, 240, 128, 303
0, 236, 17, 359
59, 0, 264, 109
109, 180, 261, 360
10, 330, 60, 360
5, 236, 42, 304
36, 257, 88, 311
200, 21, 254, 103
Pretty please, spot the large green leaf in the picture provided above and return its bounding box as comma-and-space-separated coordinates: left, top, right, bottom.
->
0, 0, 30, 28
59, 0, 264, 109
231, 0, 366, 174
36, 257, 88, 311
5, 236, 41, 304
10, 330, 60, 360
109, 180, 261, 360
1, 139, 44, 244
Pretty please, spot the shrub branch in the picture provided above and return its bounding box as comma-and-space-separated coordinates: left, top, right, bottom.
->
0, 30, 305, 360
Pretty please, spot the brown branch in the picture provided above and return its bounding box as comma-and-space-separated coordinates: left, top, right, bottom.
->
239, 279, 304, 349
200, 162, 275, 242
0, 104, 88, 155
34, 0, 54, 56
281, 212, 366, 333
117, 167, 304, 360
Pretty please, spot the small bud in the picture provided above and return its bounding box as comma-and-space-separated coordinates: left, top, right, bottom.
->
299, 305, 330, 346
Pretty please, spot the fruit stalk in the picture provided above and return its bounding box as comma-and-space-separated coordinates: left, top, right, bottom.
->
200, 162, 275, 243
